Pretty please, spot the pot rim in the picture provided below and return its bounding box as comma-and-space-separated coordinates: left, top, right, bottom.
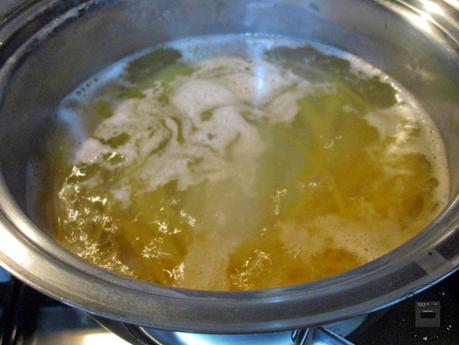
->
0, 0, 458, 334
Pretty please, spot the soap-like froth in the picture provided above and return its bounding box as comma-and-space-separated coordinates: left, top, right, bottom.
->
68, 56, 318, 200
280, 216, 401, 263
364, 102, 449, 206
171, 79, 236, 120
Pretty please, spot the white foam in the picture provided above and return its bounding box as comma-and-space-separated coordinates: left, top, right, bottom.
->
75, 137, 111, 162
279, 215, 402, 263
65, 53, 311, 205
171, 78, 236, 121
364, 95, 449, 208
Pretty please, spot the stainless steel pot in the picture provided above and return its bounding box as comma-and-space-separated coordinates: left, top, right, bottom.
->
0, 0, 458, 341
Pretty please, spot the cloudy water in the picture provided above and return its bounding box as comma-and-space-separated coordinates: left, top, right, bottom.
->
33, 34, 449, 290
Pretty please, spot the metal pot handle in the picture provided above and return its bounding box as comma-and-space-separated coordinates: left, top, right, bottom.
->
292, 327, 355, 345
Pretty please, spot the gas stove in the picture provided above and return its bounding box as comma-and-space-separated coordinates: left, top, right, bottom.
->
0, 267, 458, 345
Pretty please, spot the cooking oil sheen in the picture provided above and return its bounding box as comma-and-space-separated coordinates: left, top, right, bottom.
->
34, 34, 449, 291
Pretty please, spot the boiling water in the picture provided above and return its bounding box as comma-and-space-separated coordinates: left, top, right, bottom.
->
34, 34, 449, 291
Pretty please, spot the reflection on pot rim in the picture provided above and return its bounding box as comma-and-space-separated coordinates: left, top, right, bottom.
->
0, 0, 457, 334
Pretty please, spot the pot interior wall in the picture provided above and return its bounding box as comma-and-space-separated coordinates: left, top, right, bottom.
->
0, 0, 458, 226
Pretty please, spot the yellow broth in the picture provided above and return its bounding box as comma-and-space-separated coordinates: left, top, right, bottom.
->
34, 35, 448, 291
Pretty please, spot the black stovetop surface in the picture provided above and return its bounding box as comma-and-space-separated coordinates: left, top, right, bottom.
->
0, 267, 458, 345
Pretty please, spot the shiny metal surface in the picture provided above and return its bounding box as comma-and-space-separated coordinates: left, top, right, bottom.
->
0, 0, 458, 336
